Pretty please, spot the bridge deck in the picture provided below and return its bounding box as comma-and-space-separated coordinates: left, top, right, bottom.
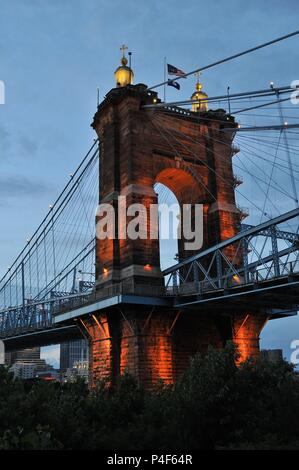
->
3, 325, 81, 351
2, 207, 299, 347
54, 293, 171, 324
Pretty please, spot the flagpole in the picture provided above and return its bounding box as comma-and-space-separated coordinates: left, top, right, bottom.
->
97, 87, 100, 107
227, 86, 231, 114
163, 57, 166, 102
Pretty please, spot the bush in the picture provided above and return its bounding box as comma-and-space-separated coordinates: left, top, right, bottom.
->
1, 344, 299, 449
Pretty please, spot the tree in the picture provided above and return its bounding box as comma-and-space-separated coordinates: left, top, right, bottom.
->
1, 345, 299, 450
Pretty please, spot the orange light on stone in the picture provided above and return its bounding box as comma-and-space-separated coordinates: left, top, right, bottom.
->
90, 77, 272, 389
149, 336, 173, 385
232, 274, 241, 284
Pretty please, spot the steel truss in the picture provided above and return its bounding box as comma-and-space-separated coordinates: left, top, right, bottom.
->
163, 208, 299, 310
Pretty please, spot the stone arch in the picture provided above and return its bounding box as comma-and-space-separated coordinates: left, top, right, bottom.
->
153, 161, 209, 261
153, 159, 209, 205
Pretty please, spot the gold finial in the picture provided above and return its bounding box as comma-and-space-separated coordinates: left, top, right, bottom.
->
191, 71, 208, 112
120, 44, 128, 65
114, 44, 134, 87
195, 71, 202, 91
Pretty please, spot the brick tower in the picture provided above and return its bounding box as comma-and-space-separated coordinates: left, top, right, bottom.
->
83, 52, 268, 388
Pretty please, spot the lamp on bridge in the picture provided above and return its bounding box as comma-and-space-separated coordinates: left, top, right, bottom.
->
191, 72, 208, 112
114, 44, 134, 88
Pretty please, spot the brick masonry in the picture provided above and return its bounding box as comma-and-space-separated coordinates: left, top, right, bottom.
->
84, 83, 269, 388
83, 309, 268, 388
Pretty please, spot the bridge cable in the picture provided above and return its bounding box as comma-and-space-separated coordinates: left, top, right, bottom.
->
153, 113, 296, 207
152, 111, 299, 253
149, 30, 299, 90
0, 141, 99, 288
276, 92, 299, 208
152, 113, 299, 271
150, 113, 268, 219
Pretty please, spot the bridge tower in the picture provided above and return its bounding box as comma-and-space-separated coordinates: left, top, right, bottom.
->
84, 51, 268, 388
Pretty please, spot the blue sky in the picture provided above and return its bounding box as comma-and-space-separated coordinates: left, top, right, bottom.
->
0, 0, 299, 368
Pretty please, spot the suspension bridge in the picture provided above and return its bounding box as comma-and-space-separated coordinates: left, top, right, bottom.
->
1, 32, 299, 386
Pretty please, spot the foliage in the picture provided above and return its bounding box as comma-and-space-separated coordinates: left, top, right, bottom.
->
1, 343, 299, 450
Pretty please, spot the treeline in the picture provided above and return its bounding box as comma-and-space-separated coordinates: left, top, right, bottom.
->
1, 343, 299, 450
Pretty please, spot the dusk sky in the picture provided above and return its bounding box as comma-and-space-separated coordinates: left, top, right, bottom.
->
0, 0, 299, 367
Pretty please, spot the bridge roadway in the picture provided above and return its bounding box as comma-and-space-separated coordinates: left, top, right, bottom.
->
2, 270, 298, 351
2, 207, 299, 351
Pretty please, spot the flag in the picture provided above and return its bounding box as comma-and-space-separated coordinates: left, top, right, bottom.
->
167, 63, 187, 78
167, 80, 180, 90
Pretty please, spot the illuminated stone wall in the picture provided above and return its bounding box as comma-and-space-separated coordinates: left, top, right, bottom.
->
85, 83, 267, 389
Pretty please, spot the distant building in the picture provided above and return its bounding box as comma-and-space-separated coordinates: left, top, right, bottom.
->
261, 349, 283, 363
8, 347, 57, 380
10, 362, 36, 379
5, 347, 41, 366
74, 360, 89, 380
60, 339, 89, 371
64, 360, 89, 383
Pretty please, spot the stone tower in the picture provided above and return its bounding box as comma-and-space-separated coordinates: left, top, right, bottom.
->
83, 53, 268, 388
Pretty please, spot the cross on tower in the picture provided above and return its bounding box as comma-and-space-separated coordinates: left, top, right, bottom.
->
194, 71, 201, 82
120, 44, 128, 58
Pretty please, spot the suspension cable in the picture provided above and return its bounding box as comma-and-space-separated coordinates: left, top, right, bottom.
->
149, 30, 299, 90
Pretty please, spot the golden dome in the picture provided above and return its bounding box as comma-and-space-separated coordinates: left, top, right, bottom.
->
114, 45, 134, 88
191, 74, 208, 112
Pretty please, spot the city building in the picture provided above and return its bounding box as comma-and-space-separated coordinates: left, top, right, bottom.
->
7, 347, 58, 380
10, 362, 36, 379
5, 347, 41, 366
60, 339, 89, 372
64, 360, 89, 383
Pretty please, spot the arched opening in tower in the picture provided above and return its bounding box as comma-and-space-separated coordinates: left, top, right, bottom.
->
153, 165, 207, 272
154, 182, 180, 271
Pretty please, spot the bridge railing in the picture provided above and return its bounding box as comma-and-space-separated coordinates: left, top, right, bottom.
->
0, 302, 53, 338
165, 260, 298, 297
52, 280, 167, 316
2, 207, 299, 338
0, 280, 167, 338
163, 208, 299, 298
